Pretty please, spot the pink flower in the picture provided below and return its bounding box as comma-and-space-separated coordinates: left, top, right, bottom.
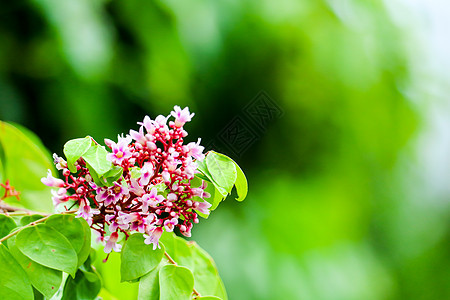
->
144, 226, 163, 250
106, 135, 132, 165
124, 212, 147, 233
164, 218, 178, 232
106, 212, 129, 232
171, 106, 194, 127
52, 154, 67, 170
76, 200, 100, 226
129, 126, 147, 145
187, 138, 205, 161
138, 116, 155, 134
195, 200, 212, 215
179, 222, 193, 237
191, 181, 211, 199
96, 182, 129, 206
141, 188, 164, 213
41, 170, 65, 187
51, 188, 68, 206
139, 162, 154, 186
104, 232, 122, 253
129, 178, 145, 197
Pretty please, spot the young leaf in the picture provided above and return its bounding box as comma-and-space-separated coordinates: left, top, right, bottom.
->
63, 137, 92, 173
82, 145, 112, 176
121, 233, 165, 282
160, 232, 227, 299
0, 244, 34, 300
7, 235, 62, 299
138, 259, 169, 300
231, 160, 247, 201
159, 265, 194, 300
15, 224, 78, 277
45, 214, 91, 267
0, 214, 17, 239
206, 152, 237, 194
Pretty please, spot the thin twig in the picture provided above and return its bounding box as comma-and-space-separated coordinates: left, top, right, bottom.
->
0, 209, 78, 244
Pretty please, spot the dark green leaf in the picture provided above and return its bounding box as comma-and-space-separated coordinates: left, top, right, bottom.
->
206, 152, 237, 194
0, 244, 34, 300
121, 233, 165, 282
159, 265, 194, 300
20, 214, 44, 226
77, 218, 92, 268
16, 224, 78, 277
62, 268, 101, 300
63, 137, 92, 173
45, 214, 90, 267
0, 214, 17, 239
7, 235, 62, 299
82, 145, 112, 176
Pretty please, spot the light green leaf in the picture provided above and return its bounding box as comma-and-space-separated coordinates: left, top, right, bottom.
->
159, 265, 194, 300
16, 224, 78, 277
0, 215, 17, 239
160, 232, 227, 299
232, 160, 247, 201
138, 258, 170, 300
206, 152, 237, 194
0, 244, 34, 300
45, 214, 91, 267
0, 121, 55, 212
7, 235, 62, 299
77, 218, 92, 269
102, 166, 123, 186
63, 137, 92, 173
197, 297, 222, 300
82, 145, 112, 176
121, 233, 165, 282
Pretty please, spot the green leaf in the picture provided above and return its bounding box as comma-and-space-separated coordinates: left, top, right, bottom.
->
0, 121, 55, 212
0, 214, 17, 239
0, 244, 34, 300
63, 137, 92, 173
16, 224, 78, 277
20, 214, 44, 226
62, 268, 101, 300
121, 233, 165, 282
102, 166, 123, 186
197, 297, 222, 300
82, 145, 112, 176
77, 218, 92, 268
232, 161, 247, 201
159, 265, 194, 300
7, 235, 62, 299
206, 152, 237, 194
160, 232, 227, 299
138, 258, 169, 300
45, 214, 91, 267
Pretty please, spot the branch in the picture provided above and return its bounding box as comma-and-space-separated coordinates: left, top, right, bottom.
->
164, 251, 201, 298
0, 201, 49, 216
0, 209, 78, 244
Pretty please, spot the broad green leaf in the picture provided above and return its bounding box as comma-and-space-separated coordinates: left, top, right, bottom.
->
159, 265, 194, 300
77, 218, 92, 268
63, 137, 92, 173
46, 214, 90, 267
93, 250, 139, 299
121, 233, 165, 282
0, 214, 17, 239
0, 244, 34, 300
138, 258, 170, 300
232, 161, 247, 201
7, 235, 62, 299
160, 232, 227, 299
62, 253, 101, 300
82, 145, 112, 176
20, 214, 44, 226
86, 163, 105, 187
16, 224, 78, 277
206, 152, 237, 194
0, 121, 55, 212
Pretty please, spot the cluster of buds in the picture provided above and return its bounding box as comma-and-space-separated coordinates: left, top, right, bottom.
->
42, 106, 211, 253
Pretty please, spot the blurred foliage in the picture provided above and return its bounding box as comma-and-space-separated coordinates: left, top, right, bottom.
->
0, 0, 449, 299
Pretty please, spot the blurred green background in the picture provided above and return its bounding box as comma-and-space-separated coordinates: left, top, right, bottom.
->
1, 0, 449, 299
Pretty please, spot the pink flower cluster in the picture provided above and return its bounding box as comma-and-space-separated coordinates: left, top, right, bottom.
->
42, 106, 211, 253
